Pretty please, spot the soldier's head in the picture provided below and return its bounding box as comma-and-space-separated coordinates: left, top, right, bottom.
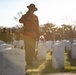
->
27, 3, 38, 11
2, 28, 7, 32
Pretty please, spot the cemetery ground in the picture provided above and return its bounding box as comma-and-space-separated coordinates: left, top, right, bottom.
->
26, 50, 76, 75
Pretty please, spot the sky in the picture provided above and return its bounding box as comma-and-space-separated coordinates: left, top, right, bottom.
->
0, 0, 76, 27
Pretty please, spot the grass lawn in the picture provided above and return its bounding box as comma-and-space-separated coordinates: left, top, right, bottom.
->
26, 51, 76, 75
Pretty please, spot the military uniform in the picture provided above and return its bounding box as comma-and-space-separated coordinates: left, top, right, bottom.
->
0, 28, 8, 43
19, 9, 39, 66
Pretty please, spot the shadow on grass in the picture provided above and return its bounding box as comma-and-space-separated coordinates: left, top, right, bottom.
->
26, 51, 76, 75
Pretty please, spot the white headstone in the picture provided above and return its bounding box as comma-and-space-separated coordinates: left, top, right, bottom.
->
0, 44, 14, 50
66, 40, 71, 51
45, 40, 53, 51
52, 43, 65, 68
0, 48, 25, 75
13, 40, 25, 49
55, 40, 62, 44
62, 40, 67, 47
73, 40, 76, 43
38, 40, 44, 44
61, 40, 67, 51
0, 40, 5, 45
19, 40, 25, 49
71, 43, 76, 59
13, 40, 20, 48
38, 43, 47, 60
39, 35, 45, 44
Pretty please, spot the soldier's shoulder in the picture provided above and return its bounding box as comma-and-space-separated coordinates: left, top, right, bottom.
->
21, 12, 28, 16
33, 14, 38, 19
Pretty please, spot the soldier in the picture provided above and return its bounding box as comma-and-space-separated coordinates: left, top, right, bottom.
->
0, 28, 8, 43
19, 4, 40, 68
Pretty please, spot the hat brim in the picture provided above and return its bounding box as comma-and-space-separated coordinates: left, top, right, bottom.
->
27, 6, 37, 11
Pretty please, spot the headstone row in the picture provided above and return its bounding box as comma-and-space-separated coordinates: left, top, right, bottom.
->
37, 39, 76, 68
0, 40, 25, 75
13, 40, 25, 49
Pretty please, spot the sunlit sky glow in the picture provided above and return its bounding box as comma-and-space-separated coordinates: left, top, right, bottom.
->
0, 0, 76, 27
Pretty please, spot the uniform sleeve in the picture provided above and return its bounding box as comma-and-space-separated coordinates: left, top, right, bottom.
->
36, 16, 40, 40
37, 17, 40, 35
19, 15, 25, 23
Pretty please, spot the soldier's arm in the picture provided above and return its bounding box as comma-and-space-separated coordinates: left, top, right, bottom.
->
36, 16, 40, 40
19, 15, 25, 23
